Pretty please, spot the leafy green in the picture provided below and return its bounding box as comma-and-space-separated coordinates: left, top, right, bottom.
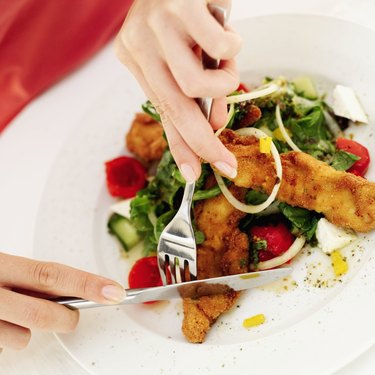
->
129, 149, 216, 255
272, 139, 291, 154
250, 243, 260, 267
193, 185, 222, 201
194, 230, 205, 244
245, 190, 268, 205
331, 150, 360, 171
254, 110, 278, 131
229, 102, 249, 128
130, 150, 185, 255
154, 210, 176, 242
252, 239, 267, 250
141, 100, 161, 122
130, 195, 157, 254
289, 106, 331, 143
278, 202, 321, 241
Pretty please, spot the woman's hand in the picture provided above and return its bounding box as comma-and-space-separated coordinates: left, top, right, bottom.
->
0, 252, 124, 350
115, 0, 242, 182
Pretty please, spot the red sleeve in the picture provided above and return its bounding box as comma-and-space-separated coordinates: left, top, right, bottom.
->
0, 0, 133, 132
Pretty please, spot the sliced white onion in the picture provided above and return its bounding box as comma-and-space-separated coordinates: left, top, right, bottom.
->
213, 127, 282, 214
227, 83, 279, 104
257, 236, 306, 270
275, 105, 301, 152
215, 103, 235, 137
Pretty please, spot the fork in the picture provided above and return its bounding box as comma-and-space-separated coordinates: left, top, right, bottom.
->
157, 5, 227, 285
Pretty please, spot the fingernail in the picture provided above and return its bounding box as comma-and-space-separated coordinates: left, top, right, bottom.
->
101, 285, 125, 303
213, 161, 237, 179
180, 163, 197, 183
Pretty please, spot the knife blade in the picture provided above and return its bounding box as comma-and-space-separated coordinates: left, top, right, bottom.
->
54, 267, 292, 309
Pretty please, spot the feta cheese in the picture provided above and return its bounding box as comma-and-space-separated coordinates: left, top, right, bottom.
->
316, 218, 356, 255
109, 199, 131, 217
332, 85, 368, 123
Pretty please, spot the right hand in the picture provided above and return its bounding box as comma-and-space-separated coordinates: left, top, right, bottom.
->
115, 0, 242, 182
0, 252, 125, 350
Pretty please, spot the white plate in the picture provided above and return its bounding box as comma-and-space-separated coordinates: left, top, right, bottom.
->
34, 15, 375, 375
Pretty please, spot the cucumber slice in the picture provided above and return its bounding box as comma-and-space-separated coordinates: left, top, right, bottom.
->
293, 76, 318, 100
108, 213, 141, 251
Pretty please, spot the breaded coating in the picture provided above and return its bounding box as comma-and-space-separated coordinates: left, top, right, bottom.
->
220, 129, 375, 233
238, 104, 262, 128
181, 187, 247, 343
125, 113, 167, 163
221, 228, 249, 275
194, 186, 247, 278
182, 291, 238, 343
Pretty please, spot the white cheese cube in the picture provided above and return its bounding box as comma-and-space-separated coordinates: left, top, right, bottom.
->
110, 199, 131, 217
316, 218, 356, 255
332, 85, 368, 123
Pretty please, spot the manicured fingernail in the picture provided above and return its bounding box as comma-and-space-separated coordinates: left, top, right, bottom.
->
101, 285, 125, 303
180, 163, 197, 183
214, 161, 237, 179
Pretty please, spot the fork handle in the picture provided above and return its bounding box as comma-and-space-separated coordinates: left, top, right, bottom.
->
196, 5, 227, 120
178, 181, 195, 217
182, 181, 195, 202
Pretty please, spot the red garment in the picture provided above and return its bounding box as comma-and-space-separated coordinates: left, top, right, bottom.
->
0, 0, 133, 132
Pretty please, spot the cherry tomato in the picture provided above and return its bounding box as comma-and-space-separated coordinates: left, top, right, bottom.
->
336, 138, 370, 177
250, 222, 295, 257
258, 250, 275, 262
128, 256, 164, 304
128, 256, 163, 289
105, 156, 146, 198
237, 82, 249, 92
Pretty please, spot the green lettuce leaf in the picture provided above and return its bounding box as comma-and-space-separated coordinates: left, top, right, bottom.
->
278, 202, 321, 241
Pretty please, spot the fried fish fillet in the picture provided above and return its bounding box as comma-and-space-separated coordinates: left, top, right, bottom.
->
220, 129, 375, 233
125, 113, 167, 163
181, 186, 248, 343
182, 291, 238, 343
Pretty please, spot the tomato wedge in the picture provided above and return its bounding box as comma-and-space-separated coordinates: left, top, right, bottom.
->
336, 138, 370, 177
105, 156, 146, 198
250, 222, 295, 259
128, 256, 163, 289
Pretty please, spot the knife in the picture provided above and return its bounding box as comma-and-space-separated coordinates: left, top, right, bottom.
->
54, 267, 292, 309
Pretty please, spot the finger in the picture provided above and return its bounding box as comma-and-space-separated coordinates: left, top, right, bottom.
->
114, 35, 159, 103
176, 2, 242, 60
161, 117, 201, 182
0, 288, 79, 333
0, 320, 31, 350
116, 36, 203, 182
210, 97, 229, 130
134, 56, 237, 177
207, 0, 232, 8
149, 17, 238, 97
115, 37, 236, 178
0, 253, 124, 304
117, 32, 235, 133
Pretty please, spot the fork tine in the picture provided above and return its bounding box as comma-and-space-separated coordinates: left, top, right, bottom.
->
169, 256, 178, 284
157, 255, 167, 285
187, 260, 197, 282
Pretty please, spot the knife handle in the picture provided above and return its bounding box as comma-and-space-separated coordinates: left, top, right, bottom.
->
51, 288, 143, 310
53, 297, 106, 310
196, 4, 228, 120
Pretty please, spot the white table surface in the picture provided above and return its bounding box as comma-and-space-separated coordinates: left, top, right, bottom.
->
0, 1, 374, 374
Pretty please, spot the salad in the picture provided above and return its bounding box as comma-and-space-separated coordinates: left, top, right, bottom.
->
104, 76, 373, 342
